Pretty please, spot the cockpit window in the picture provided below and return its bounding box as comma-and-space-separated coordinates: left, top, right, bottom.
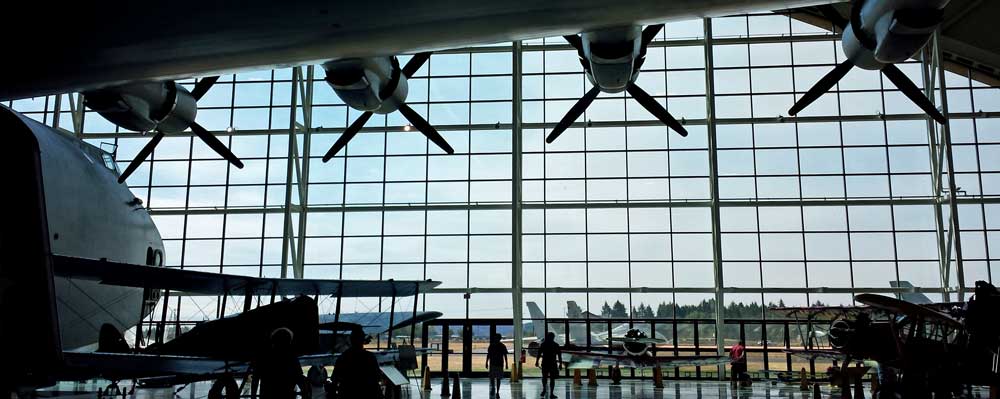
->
101, 153, 119, 174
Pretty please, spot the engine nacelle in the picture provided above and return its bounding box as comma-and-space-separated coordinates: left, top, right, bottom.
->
842, 0, 948, 70
621, 328, 651, 356
83, 81, 197, 133
323, 57, 408, 115
580, 25, 643, 93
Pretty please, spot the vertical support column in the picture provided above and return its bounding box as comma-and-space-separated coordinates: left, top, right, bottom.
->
510, 40, 525, 383
932, 33, 966, 300
52, 94, 62, 130
293, 66, 315, 279
703, 17, 727, 380
922, 40, 950, 302
280, 69, 301, 279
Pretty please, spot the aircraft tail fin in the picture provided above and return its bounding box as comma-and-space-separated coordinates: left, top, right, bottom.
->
526, 301, 548, 337
566, 301, 589, 344
891, 280, 932, 304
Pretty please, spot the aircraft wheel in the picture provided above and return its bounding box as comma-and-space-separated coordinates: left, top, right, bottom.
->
104, 383, 122, 398
208, 375, 239, 399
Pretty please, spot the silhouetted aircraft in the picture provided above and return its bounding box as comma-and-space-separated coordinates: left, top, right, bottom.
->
771, 282, 1000, 398
0, 106, 440, 395
560, 328, 728, 371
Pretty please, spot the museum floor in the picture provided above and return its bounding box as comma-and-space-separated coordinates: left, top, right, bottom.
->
44, 378, 996, 399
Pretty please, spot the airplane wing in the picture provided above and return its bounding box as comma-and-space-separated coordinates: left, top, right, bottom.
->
769, 305, 869, 320
854, 294, 962, 327
62, 348, 423, 387
61, 351, 248, 384
2, 0, 838, 101
319, 311, 443, 335
52, 255, 439, 297
783, 348, 843, 360
562, 350, 728, 369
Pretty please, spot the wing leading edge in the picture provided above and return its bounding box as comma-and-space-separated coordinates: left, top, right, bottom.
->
52, 255, 440, 297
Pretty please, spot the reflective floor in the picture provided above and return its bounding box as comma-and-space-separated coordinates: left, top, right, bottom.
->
410, 379, 854, 399
42, 378, 995, 399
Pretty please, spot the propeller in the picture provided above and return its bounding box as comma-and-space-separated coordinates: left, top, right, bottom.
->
547, 25, 687, 144
789, 2, 946, 124
322, 53, 453, 162
117, 76, 244, 183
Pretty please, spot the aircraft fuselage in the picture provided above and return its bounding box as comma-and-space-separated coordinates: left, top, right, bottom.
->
1, 106, 164, 350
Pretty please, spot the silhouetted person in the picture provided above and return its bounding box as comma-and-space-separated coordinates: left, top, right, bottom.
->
486, 333, 509, 397
256, 327, 304, 399
332, 329, 381, 398
729, 339, 747, 388
535, 331, 562, 398
827, 359, 841, 386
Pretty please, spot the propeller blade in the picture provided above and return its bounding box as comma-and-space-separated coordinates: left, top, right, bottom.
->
397, 103, 454, 154
117, 131, 164, 184
190, 76, 220, 101
401, 52, 431, 78
627, 84, 687, 137
564, 35, 586, 59
881, 64, 947, 125
380, 57, 403, 100
816, 5, 848, 30
189, 121, 244, 168
323, 112, 373, 162
546, 85, 601, 144
788, 59, 855, 117
641, 24, 664, 48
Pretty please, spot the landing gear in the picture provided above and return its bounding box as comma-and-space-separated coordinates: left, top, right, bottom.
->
98, 381, 125, 399
208, 375, 240, 399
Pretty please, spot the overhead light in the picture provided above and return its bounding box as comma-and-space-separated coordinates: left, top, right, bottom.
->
404, 124, 412, 132
226, 126, 235, 133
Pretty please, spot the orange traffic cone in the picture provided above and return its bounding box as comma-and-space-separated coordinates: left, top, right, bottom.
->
452, 373, 461, 399
422, 366, 432, 391
440, 373, 450, 397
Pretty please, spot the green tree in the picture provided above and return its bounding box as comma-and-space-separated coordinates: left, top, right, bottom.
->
601, 302, 613, 318
656, 302, 673, 318
567, 301, 583, 318
611, 300, 628, 318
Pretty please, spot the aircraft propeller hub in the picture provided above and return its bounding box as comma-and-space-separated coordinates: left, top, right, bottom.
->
828, 319, 855, 350
621, 328, 651, 356
788, 0, 948, 124
320, 53, 454, 161
323, 57, 409, 115
82, 77, 244, 184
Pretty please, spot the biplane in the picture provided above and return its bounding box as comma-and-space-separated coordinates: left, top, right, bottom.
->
770, 281, 1000, 398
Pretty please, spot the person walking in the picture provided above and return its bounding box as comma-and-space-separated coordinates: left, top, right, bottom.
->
535, 332, 562, 398
486, 333, 509, 397
729, 339, 747, 388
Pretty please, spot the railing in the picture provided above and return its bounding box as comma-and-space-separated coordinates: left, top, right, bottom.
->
421, 317, 837, 380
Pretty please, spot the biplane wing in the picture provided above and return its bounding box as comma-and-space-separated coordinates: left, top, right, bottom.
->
52, 255, 440, 297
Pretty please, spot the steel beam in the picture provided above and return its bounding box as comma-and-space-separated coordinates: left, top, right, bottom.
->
293, 66, 315, 279
280, 70, 300, 278
703, 17, 727, 381
510, 39, 525, 382
933, 33, 967, 300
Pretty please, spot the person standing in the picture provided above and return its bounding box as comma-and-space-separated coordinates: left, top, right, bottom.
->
729, 339, 747, 388
535, 332, 562, 398
331, 328, 381, 398
256, 328, 304, 399
486, 333, 509, 397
